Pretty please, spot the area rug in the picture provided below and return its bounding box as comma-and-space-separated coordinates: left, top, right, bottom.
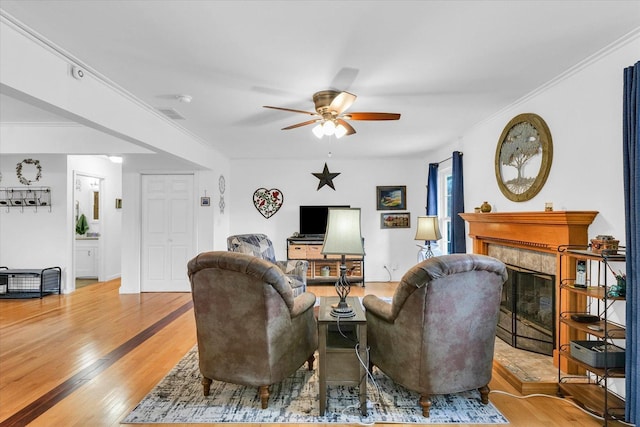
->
123, 347, 508, 424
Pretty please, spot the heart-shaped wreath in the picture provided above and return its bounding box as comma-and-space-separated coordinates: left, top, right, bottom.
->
252, 188, 283, 219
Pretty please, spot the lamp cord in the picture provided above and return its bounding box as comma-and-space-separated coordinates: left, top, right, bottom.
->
489, 390, 635, 426
383, 265, 392, 282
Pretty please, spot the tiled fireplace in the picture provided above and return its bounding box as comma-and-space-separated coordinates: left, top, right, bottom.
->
460, 211, 598, 374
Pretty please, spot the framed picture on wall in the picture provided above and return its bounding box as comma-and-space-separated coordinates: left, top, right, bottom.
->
200, 196, 211, 206
376, 186, 406, 210
380, 212, 410, 229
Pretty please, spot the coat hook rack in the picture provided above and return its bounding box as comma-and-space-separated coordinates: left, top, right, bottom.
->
0, 187, 52, 213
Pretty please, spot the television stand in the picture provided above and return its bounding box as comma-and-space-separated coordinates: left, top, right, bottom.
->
287, 237, 364, 286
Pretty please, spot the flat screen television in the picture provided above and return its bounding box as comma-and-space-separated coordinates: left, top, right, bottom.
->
299, 205, 350, 237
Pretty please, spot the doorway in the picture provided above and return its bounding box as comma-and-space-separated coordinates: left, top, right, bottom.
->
73, 172, 104, 288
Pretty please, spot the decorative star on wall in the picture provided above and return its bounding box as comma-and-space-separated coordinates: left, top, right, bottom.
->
312, 163, 341, 191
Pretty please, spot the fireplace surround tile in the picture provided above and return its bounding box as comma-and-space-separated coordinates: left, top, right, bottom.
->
489, 244, 555, 275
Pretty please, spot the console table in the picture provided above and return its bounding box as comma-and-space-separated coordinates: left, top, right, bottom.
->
286, 238, 364, 285
318, 296, 367, 416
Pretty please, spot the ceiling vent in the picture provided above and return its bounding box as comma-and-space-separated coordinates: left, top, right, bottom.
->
157, 107, 185, 120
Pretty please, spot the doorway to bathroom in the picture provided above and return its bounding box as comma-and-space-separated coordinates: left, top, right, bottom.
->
73, 172, 104, 287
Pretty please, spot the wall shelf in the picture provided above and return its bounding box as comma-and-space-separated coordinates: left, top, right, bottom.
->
0, 187, 52, 212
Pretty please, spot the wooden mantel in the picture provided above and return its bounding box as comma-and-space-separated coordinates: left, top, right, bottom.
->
459, 211, 599, 255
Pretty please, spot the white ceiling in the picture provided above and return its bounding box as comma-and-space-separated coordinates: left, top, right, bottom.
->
1, 1, 639, 161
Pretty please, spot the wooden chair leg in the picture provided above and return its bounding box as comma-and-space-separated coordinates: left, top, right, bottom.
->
202, 377, 212, 396
419, 394, 432, 417
307, 354, 315, 371
479, 385, 490, 404
259, 385, 270, 409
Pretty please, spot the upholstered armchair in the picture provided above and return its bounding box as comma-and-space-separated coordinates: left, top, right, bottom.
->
227, 233, 308, 296
362, 254, 507, 417
187, 251, 318, 409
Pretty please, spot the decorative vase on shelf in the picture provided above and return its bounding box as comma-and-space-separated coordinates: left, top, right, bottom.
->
480, 201, 492, 213
608, 277, 626, 298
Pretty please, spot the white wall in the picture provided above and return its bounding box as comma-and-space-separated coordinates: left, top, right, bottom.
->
229, 157, 427, 282
119, 158, 231, 294
0, 154, 70, 285
0, 154, 122, 292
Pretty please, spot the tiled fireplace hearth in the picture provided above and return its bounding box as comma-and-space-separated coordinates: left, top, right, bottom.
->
460, 211, 598, 392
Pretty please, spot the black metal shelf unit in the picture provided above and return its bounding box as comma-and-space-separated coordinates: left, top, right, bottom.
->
557, 245, 626, 425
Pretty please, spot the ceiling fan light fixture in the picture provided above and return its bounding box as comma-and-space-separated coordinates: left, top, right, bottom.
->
334, 123, 347, 139
323, 120, 336, 136
263, 89, 400, 138
312, 123, 325, 139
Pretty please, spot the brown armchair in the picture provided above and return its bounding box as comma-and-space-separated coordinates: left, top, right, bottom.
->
362, 254, 507, 417
187, 251, 318, 409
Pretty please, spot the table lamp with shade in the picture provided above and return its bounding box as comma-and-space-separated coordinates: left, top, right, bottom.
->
321, 207, 365, 318
415, 215, 442, 261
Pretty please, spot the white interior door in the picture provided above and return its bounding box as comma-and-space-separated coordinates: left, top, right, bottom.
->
141, 174, 194, 292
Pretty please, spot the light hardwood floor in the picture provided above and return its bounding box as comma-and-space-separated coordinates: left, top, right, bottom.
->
0, 279, 609, 426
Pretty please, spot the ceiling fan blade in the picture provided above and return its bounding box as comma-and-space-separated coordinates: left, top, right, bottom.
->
344, 112, 401, 121
282, 119, 321, 130
336, 118, 356, 136
329, 67, 360, 92
329, 92, 357, 115
263, 105, 318, 116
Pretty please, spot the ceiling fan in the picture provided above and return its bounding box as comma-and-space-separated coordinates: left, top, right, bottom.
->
263, 90, 400, 138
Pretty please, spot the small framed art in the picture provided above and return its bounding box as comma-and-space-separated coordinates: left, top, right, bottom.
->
380, 212, 410, 229
376, 186, 406, 210
200, 196, 211, 207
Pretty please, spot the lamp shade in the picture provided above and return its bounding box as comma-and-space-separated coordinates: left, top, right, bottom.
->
321, 208, 365, 255
414, 216, 442, 241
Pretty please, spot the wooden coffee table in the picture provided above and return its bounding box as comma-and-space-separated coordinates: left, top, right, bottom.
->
317, 296, 367, 416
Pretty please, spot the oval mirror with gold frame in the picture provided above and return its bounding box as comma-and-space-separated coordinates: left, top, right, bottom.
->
495, 113, 553, 202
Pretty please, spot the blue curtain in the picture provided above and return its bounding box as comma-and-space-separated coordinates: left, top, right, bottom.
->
426, 163, 439, 215
450, 151, 466, 253
623, 60, 639, 424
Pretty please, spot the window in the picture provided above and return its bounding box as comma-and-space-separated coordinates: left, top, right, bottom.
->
438, 166, 453, 254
